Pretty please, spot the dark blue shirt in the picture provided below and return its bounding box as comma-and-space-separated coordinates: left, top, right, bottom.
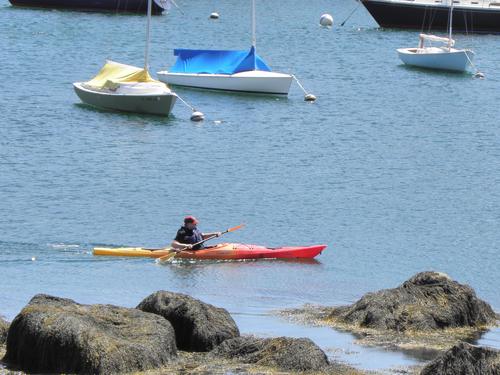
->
174, 226, 204, 250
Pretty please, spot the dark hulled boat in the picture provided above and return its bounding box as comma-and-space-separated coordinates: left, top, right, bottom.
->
361, 0, 500, 34
9, 0, 167, 14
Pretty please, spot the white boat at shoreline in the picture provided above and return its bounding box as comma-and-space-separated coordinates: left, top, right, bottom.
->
157, 0, 293, 95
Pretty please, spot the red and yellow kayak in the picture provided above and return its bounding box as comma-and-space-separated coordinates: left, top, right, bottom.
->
93, 243, 326, 260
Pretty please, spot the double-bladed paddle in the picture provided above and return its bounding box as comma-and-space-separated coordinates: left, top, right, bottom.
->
156, 224, 245, 263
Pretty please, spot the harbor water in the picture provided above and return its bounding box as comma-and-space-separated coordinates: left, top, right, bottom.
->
1, 0, 499, 371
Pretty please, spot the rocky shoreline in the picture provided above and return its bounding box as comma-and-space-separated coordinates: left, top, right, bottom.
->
282, 272, 499, 352
1, 271, 499, 374
0, 293, 360, 375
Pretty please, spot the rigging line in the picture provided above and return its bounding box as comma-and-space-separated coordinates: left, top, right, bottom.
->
340, 1, 362, 27
426, 7, 435, 33
462, 10, 472, 47
430, 7, 439, 33
465, 51, 483, 77
174, 93, 205, 121
421, 6, 426, 34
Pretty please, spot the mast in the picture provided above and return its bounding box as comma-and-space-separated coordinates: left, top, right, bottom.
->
251, 0, 256, 49
144, 0, 152, 70
448, 0, 453, 50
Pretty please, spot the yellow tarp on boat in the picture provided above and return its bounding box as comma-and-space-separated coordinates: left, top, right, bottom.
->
85, 60, 160, 88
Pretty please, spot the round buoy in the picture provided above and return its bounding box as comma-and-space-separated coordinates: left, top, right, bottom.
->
319, 14, 333, 27
209, 12, 219, 19
304, 94, 317, 102
190, 111, 205, 122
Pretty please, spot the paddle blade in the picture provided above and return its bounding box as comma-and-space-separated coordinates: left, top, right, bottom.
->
156, 251, 177, 264
226, 224, 245, 233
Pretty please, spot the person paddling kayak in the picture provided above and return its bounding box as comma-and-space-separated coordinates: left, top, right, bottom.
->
171, 216, 222, 251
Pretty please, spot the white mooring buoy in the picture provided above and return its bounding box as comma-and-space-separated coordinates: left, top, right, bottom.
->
175, 94, 205, 122
304, 94, 317, 102
209, 12, 220, 19
319, 14, 333, 27
190, 111, 205, 122
292, 75, 317, 103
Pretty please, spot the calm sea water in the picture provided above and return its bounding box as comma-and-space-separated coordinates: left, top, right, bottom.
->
1, 0, 499, 371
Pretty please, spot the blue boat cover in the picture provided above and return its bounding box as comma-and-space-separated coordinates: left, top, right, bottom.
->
170, 46, 272, 75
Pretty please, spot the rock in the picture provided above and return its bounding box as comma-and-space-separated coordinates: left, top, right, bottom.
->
137, 291, 239, 352
0, 317, 8, 344
4, 294, 177, 374
329, 271, 497, 332
420, 342, 500, 375
211, 336, 329, 372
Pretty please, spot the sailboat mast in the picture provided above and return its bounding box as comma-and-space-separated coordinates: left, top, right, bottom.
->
252, 0, 256, 49
448, 0, 453, 50
144, 0, 152, 70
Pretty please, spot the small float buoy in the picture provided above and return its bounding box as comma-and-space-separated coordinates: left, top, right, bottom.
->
190, 111, 205, 122
304, 94, 317, 102
475, 71, 485, 79
209, 12, 219, 19
319, 14, 333, 27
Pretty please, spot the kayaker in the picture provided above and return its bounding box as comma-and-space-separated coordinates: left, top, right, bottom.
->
171, 216, 222, 251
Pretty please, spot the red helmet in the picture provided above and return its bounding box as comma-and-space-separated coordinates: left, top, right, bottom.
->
184, 216, 199, 224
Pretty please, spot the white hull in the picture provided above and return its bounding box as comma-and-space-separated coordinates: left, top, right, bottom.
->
397, 47, 474, 72
73, 82, 177, 116
157, 70, 293, 95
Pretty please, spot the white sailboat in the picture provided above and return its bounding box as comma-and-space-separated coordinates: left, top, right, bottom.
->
157, 0, 293, 95
397, 0, 475, 72
73, 0, 177, 116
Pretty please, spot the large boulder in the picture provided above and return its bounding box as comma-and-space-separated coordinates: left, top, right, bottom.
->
211, 336, 329, 372
328, 272, 497, 332
137, 291, 239, 352
0, 317, 8, 344
420, 342, 500, 375
3, 294, 177, 374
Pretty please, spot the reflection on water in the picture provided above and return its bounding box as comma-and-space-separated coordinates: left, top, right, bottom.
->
2, 241, 499, 372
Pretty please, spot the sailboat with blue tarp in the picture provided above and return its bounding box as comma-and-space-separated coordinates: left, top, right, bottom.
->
157, 0, 293, 95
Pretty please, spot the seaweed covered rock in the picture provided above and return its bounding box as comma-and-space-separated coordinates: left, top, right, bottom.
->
420, 342, 500, 375
0, 317, 8, 344
4, 294, 177, 374
137, 290, 239, 352
211, 336, 329, 372
329, 272, 496, 332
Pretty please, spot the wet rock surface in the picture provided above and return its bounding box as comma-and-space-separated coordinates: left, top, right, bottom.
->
0, 318, 8, 345
210, 335, 360, 373
3, 294, 177, 374
138, 290, 240, 352
329, 272, 496, 332
420, 342, 500, 375
282, 272, 498, 351
148, 350, 364, 375
1, 342, 364, 375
